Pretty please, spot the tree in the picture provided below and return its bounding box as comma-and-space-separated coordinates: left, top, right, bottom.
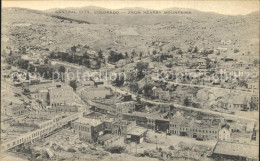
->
59, 65, 66, 73
135, 62, 148, 80
143, 83, 154, 97
233, 48, 239, 53
69, 80, 77, 91
129, 82, 139, 93
44, 59, 49, 64
50, 52, 55, 58
176, 49, 183, 55
139, 52, 143, 58
152, 50, 157, 55
82, 58, 90, 68
205, 58, 212, 69
183, 97, 190, 106
131, 50, 136, 57
98, 50, 103, 59
71, 46, 77, 53
253, 59, 259, 66
28, 64, 35, 72
108, 51, 124, 63
125, 52, 128, 58
113, 73, 125, 87
17, 58, 29, 69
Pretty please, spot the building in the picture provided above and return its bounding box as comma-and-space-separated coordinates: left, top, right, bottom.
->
52, 104, 79, 113
5, 106, 28, 116
247, 82, 259, 90
112, 120, 136, 136
218, 124, 231, 141
169, 115, 219, 140
82, 86, 111, 100
48, 84, 74, 107
115, 101, 135, 116
152, 87, 171, 101
122, 112, 148, 127
30, 83, 74, 107
189, 121, 219, 140
98, 134, 119, 145
126, 126, 148, 144
1, 112, 79, 152
169, 115, 190, 136
212, 141, 259, 161
72, 117, 104, 143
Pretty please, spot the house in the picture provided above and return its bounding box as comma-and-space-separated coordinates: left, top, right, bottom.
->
251, 94, 259, 108
218, 124, 231, 141
126, 126, 148, 144
152, 87, 171, 101
72, 117, 104, 143
6, 106, 28, 116
227, 97, 249, 110
247, 82, 259, 90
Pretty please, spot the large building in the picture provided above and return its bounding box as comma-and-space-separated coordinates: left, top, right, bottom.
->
115, 101, 135, 116
212, 141, 259, 161
30, 83, 74, 107
169, 115, 219, 140
72, 117, 104, 143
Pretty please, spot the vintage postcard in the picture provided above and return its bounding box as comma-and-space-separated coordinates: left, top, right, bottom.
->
1, 0, 259, 161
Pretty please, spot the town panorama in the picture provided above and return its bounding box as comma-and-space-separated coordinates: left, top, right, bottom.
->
1, 2, 259, 161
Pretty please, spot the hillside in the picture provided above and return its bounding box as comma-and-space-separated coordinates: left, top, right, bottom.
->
2, 7, 259, 59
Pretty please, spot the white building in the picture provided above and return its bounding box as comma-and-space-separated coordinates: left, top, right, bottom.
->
219, 124, 231, 141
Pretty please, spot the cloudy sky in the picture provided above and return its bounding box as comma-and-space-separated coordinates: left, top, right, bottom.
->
2, 0, 259, 15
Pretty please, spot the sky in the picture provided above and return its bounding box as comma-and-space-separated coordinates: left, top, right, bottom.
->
2, 1, 259, 15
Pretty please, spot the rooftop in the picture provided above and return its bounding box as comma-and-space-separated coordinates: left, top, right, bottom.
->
128, 127, 148, 136
98, 134, 116, 142
213, 141, 259, 159
74, 117, 103, 127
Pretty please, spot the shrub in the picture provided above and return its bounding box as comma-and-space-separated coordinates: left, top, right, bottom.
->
106, 145, 125, 154
233, 48, 239, 53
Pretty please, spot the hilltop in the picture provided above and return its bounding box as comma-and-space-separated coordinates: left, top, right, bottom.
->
2, 7, 259, 57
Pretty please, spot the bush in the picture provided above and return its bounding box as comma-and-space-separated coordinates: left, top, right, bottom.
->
233, 48, 239, 53
106, 145, 125, 154
68, 147, 77, 153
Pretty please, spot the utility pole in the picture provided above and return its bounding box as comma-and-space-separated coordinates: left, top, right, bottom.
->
135, 142, 137, 155
155, 135, 158, 150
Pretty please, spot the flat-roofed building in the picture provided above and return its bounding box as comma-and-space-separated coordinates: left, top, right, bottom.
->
72, 117, 104, 143
212, 141, 259, 161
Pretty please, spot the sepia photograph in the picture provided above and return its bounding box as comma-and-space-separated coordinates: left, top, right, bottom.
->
1, 0, 259, 161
